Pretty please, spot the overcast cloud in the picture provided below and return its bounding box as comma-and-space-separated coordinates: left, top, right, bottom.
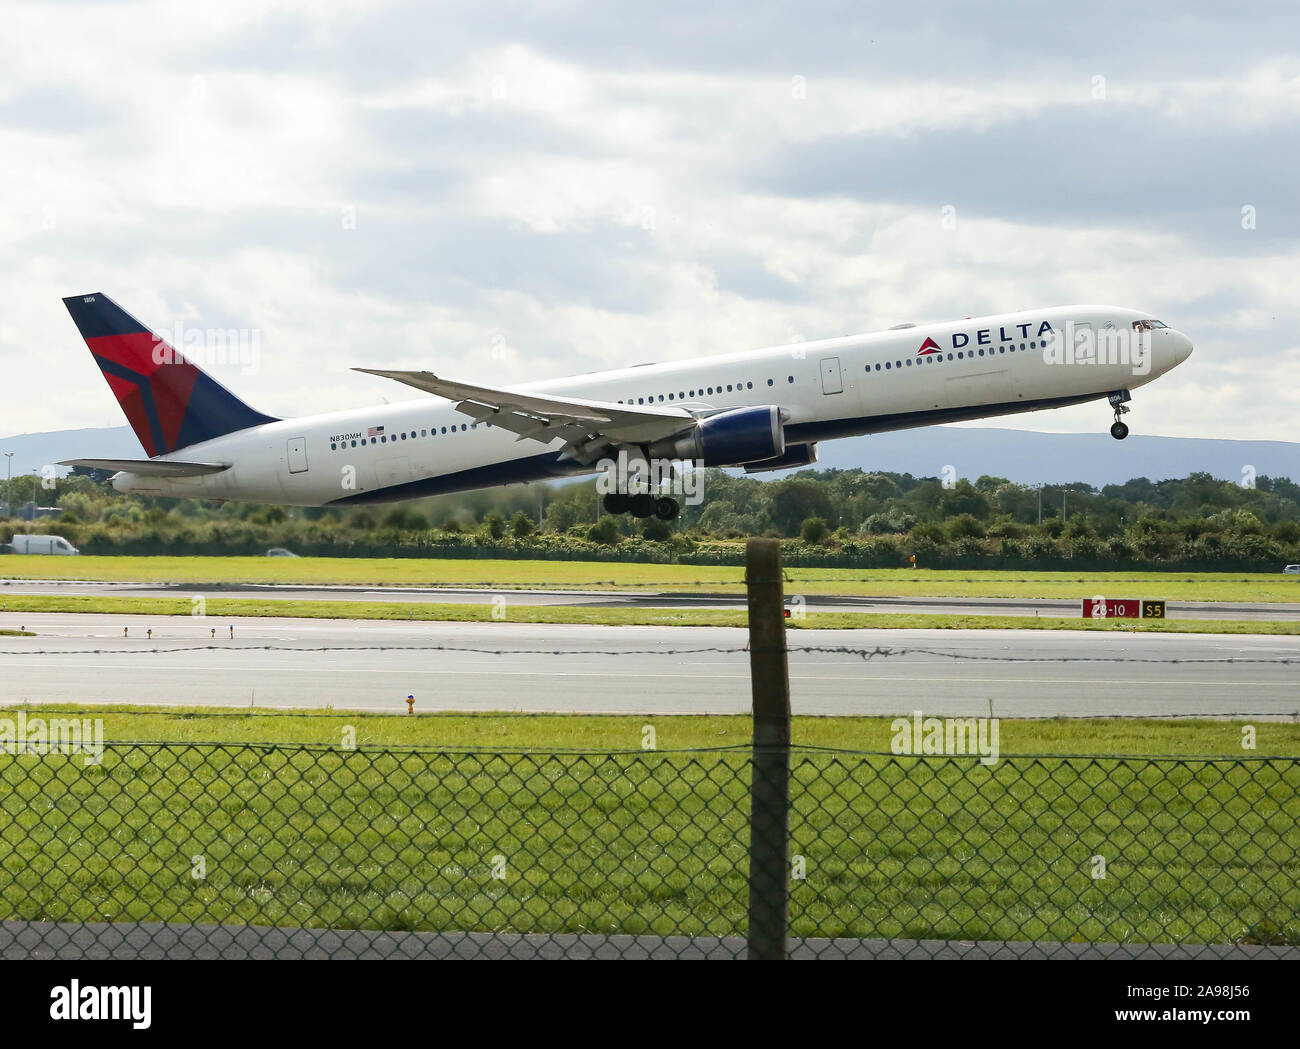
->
1, 1, 1297, 445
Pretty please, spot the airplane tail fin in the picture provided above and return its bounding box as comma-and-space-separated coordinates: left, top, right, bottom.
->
62, 292, 277, 457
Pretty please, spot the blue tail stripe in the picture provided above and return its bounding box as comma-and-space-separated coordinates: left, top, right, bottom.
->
62, 294, 148, 339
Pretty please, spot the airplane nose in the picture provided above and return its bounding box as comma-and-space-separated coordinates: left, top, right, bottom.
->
1173, 332, 1193, 365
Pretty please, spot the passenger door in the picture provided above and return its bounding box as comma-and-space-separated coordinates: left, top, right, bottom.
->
820, 357, 843, 395
286, 437, 309, 474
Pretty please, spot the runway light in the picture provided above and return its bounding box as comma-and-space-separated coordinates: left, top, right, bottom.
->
123, 627, 128, 637
147, 628, 152, 640
406, 694, 415, 715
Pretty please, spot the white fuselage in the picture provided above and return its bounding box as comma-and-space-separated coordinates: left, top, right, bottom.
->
113, 305, 1193, 506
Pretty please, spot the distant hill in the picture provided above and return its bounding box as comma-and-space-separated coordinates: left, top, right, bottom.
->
807, 427, 1299, 488
0, 427, 142, 478
3, 423, 1296, 490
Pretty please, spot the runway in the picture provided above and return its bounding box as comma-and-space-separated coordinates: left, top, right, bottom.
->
4, 579, 1299, 620
2, 612, 1296, 718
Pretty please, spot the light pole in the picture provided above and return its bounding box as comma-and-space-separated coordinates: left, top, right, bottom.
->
3, 452, 11, 518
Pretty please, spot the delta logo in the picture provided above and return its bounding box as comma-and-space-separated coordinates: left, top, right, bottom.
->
917, 322, 1056, 356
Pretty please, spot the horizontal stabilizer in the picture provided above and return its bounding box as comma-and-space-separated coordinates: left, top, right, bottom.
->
58, 458, 231, 477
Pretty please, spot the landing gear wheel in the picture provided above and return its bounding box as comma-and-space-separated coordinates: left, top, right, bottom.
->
654, 497, 679, 521
1110, 421, 1129, 440
602, 493, 630, 515
629, 493, 657, 518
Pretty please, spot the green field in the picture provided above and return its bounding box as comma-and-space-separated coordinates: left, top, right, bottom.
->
4, 705, 1297, 754
1, 729, 1294, 945
2, 709, 1295, 945
5, 555, 1300, 601
3, 591, 1299, 634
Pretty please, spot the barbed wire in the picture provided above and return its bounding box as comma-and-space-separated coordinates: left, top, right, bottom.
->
6, 573, 1284, 589
0, 640, 1297, 665
1, 706, 1294, 722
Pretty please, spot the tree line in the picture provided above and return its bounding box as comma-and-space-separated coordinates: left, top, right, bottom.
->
2, 466, 1299, 570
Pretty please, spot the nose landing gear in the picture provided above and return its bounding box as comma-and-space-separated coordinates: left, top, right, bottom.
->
1108, 389, 1131, 440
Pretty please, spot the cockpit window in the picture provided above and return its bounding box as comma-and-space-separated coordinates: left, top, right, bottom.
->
1132, 319, 1168, 331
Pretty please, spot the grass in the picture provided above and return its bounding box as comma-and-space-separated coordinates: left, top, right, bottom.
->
1, 724, 1295, 945
1, 591, 1298, 634
3, 705, 1298, 754
4, 555, 1300, 602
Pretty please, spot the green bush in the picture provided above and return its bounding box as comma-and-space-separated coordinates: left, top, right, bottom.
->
799, 517, 830, 545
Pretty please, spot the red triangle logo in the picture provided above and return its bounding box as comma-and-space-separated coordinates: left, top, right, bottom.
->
917, 337, 940, 355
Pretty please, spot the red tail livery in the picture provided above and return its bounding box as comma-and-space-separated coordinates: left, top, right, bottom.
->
62, 293, 275, 457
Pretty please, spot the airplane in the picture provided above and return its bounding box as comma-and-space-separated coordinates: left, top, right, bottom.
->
58, 293, 1193, 519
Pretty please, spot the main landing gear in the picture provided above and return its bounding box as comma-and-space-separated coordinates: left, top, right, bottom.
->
603, 492, 679, 520
1107, 389, 1131, 441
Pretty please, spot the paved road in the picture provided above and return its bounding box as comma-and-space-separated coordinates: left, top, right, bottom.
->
5, 920, 1291, 960
2, 612, 1296, 717
3, 579, 1299, 619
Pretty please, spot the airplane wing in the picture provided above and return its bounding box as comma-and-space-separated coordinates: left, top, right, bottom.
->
58, 458, 231, 477
354, 368, 697, 463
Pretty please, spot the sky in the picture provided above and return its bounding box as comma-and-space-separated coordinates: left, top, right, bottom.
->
2, 1, 1298, 445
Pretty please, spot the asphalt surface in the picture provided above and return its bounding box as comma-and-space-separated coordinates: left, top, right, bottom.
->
5, 920, 1292, 960
2, 612, 1297, 717
4, 578, 1300, 619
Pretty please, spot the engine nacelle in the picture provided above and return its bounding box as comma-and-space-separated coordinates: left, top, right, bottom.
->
650, 406, 785, 467
743, 442, 818, 474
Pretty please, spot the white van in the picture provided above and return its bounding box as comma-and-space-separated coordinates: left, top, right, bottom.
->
9, 534, 80, 555
1285, 564, 1300, 575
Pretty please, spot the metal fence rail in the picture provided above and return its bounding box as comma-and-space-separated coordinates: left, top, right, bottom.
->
2, 741, 1296, 958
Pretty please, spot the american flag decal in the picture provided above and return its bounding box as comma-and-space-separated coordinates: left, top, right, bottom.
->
367, 425, 385, 437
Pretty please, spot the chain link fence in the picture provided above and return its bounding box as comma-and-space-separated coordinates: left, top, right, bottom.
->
2, 741, 1296, 958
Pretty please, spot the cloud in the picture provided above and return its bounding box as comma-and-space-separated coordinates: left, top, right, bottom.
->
0, 0, 1297, 449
